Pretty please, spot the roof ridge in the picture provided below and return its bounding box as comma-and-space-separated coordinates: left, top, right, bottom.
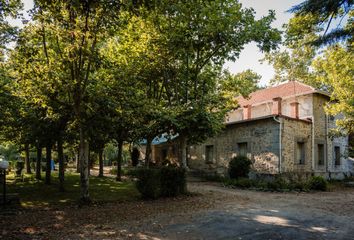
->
236, 80, 316, 106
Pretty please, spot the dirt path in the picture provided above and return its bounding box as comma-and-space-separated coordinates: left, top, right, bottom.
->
152, 181, 354, 240
1, 180, 354, 239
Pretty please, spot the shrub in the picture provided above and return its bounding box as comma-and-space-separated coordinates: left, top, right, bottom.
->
307, 176, 328, 191
160, 167, 186, 197
131, 147, 140, 167
234, 178, 255, 189
135, 168, 161, 199
267, 177, 289, 191
204, 174, 225, 182
228, 156, 252, 179
289, 181, 308, 191
223, 178, 256, 189
135, 167, 187, 199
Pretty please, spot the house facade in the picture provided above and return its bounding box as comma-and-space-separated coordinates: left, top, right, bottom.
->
187, 81, 352, 179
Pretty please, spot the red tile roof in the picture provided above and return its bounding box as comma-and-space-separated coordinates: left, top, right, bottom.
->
237, 81, 316, 106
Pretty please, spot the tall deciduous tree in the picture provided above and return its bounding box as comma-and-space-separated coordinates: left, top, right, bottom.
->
29, 0, 122, 203
312, 43, 354, 133
151, 0, 281, 166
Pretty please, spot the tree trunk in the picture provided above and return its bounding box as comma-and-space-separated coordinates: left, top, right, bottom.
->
145, 137, 152, 167
179, 135, 188, 168
76, 150, 80, 173
35, 143, 42, 180
88, 147, 91, 177
116, 140, 123, 181
45, 143, 52, 185
58, 136, 65, 192
25, 143, 31, 174
98, 148, 104, 177
79, 127, 90, 203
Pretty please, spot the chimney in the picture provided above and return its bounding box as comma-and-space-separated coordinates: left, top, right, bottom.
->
243, 105, 252, 120
272, 97, 282, 115
290, 102, 299, 119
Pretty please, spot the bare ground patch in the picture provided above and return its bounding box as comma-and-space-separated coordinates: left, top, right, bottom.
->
1, 181, 354, 239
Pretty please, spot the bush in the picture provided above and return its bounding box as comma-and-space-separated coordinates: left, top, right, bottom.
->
204, 174, 225, 182
160, 167, 186, 197
131, 147, 140, 167
228, 156, 252, 179
267, 177, 288, 191
136, 168, 161, 199
289, 181, 308, 191
235, 178, 255, 189
223, 178, 255, 189
307, 176, 328, 191
135, 167, 187, 199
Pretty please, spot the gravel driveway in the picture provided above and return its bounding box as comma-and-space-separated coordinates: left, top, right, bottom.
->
144, 181, 354, 240
1, 180, 354, 240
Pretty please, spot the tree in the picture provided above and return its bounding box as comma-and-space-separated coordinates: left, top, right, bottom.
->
289, 0, 353, 46
28, 0, 122, 203
8, 21, 71, 186
151, 0, 281, 166
0, 0, 22, 56
262, 15, 319, 86
265, 3, 353, 135
312, 43, 354, 133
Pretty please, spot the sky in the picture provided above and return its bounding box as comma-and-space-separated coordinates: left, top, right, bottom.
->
11, 0, 302, 86
226, 0, 302, 86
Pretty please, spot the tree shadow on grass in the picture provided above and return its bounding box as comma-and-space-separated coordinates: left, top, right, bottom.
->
5, 172, 140, 208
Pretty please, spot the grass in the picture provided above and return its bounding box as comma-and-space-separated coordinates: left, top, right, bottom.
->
5, 171, 140, 207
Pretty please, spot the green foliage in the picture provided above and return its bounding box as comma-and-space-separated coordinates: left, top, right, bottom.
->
203, 174, 226, 182
224, 178, 256, 189
0, 142, 20, 161
267, 177, 288, 191
228, 156, 252, 179
0, 0, 22, 56
136, 168, 161, 199
264, 7, 353, 135
312, 44, 354, 134
1, 0, 281, 200
6, 172, 139, 206
289, 0, 353, 46
307, 176, 328, 191
135, 167, 187, 199
220, 69, 261, 103
160, 167, 186, 197
223, 176, 312, 192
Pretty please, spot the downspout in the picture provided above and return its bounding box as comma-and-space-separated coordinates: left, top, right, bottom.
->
273, 116, 282, 174
312, 116, 315, 173
325, 114, 329, 175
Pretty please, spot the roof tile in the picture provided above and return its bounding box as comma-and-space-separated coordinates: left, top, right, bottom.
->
237, 81, 315, 106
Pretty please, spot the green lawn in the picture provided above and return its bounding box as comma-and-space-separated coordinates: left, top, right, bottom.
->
5, 171, 140, 207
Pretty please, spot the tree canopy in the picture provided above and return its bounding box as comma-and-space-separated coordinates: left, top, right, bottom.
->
1, 0, 282, 201
289, 0, 353, 46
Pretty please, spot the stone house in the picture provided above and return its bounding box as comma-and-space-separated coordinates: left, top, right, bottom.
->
153, 81, 352, 179
187, 81, 352, 179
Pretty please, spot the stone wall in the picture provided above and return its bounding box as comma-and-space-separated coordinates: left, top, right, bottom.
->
188, 117, 280, 176
152, 92, 352, 179
312, 94, 351, 179
280, 117, 312, 174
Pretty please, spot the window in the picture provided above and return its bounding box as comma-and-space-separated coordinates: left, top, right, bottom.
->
297, 142, 305, 165
238, 142, 248, 156
205, 145, 214, 163
334, 146, 341, 166
317, 144, 324, 165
